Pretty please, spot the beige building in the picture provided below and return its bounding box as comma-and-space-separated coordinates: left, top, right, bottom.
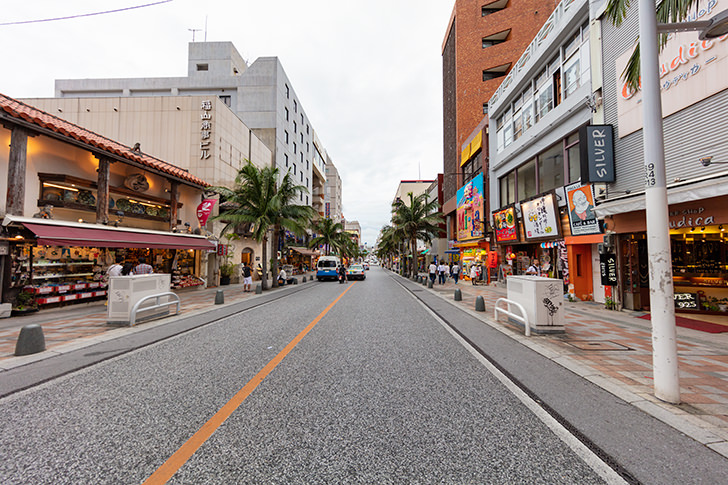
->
23, 95, 273, 282
392, 180, 435, 205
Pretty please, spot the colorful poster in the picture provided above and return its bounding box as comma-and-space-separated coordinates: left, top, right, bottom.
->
492, 206, 518, 243
565, 182, 601, 236
521, 192, 560, 240
456, 173, 484, 241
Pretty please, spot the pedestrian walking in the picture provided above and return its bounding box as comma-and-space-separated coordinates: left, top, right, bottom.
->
526, 259, 540, 276
470, 264, 478, 285
451, 262, 460, 284
438, 262, 448, 284
242, 262, 253, 292
429, 261, 437, 285
133, 257, 153, 275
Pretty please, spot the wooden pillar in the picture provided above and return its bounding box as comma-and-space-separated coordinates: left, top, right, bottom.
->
169, 181, 179, 231
95, 156, 111, 224
6, 127, 29, 216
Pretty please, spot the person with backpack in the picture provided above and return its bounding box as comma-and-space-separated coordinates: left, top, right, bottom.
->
242, 262, 253, 292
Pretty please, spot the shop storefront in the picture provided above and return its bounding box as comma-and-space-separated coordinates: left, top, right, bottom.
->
604, 196, 728, 314
4, 215, 215, 309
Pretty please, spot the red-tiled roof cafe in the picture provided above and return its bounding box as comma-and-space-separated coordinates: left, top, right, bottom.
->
0, 94, 215, 312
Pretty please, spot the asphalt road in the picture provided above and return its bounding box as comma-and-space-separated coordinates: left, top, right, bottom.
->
0, 268, 622, 484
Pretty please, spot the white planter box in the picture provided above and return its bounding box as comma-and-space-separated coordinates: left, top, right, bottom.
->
507, 275, 565, 333
107, 274, 171, 324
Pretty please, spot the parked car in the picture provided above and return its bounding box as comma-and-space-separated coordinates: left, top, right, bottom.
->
363, 262, 370, 270
347, 264, 366, 280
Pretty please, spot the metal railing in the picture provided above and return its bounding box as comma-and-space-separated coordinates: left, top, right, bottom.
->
130, 292, 181, 326
494, 298, 531, 337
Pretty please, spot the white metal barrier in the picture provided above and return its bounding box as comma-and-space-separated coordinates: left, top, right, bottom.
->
129, 292, 181, 326
494, 298, 531, 337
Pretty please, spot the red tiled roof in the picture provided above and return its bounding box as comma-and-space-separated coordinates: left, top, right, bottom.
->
0, 93, 209, 188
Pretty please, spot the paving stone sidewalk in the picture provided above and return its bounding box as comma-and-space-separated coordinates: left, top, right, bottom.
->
410, 271, 728, 456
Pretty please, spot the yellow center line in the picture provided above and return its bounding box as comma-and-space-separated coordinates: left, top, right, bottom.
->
143, 282, 357, 484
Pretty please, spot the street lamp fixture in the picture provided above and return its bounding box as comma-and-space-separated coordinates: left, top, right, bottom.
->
699, 156, 728, 167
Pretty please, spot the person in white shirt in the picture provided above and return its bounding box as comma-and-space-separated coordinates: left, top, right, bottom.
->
428, 262, 437, 285
278, 268, 287, 286
106, 256, 124, 279
437, 262, 448, 284
451, 263, 460, 284
526, 259, 540, 276
470, 264, 479, 285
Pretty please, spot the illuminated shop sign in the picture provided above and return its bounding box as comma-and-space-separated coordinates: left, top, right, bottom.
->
520, 192, 561, 240
457, 173, 485, 241
492, 206, 519, 243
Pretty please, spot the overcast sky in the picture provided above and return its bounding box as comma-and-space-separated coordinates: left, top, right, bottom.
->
0, 0, 454, 246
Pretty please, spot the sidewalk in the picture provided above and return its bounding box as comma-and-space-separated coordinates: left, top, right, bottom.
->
411, 271, 728, 457
0, 273, 315, 368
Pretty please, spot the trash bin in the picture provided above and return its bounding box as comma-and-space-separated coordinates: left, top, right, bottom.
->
507, 275, 565, 333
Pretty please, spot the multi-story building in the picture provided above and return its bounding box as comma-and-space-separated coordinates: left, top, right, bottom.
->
22, 94, 273, 281
488, 0, 597, 300
53, 41, 327, 210
344, 220, 362, 248
324, 158, 343, 224
593, 0, 728, 313
442, 0, 559, 247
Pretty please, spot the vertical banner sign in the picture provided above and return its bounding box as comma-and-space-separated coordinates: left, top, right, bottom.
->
197, 199, 217, 227
579, 125, 615, 182
565, 182, 601, 236
456, 173, 485, 241
492, 206, 519, 243
520, 193, 561, 240
600, 253, 618, 286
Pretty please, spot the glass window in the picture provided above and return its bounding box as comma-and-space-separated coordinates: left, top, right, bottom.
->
293, 142, 297, 154
285, 154, 289, 167
536, 81, 553, 120
285, 107, 289, 121
522, 97, 534, 132
566, 133, 580, 183
293, 100, 297, 112
538, 143, 564, 192
496, 115, 505, 152
285, 130, 289, 143
563, 51, 580, 97
517, 159, 537, 200
500, 171, 516, 206
503, 107, 513, 148
293, 121, 297, 133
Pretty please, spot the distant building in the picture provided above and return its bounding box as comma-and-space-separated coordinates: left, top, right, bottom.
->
392, 180, 435, 205
53, 41, 328, 210
324, 157, 343, 224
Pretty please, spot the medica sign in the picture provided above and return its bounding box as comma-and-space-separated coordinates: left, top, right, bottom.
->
615, 0, 728, 137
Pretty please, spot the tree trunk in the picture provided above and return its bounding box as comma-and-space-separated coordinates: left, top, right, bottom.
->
261, 236, 269, 291
271, 226, 280, 288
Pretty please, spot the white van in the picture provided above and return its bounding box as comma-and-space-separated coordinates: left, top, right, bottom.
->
316, 255, 341, 281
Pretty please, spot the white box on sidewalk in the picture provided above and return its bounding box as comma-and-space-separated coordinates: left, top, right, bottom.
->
107, 274, 171, 324
506, 275, 565, 333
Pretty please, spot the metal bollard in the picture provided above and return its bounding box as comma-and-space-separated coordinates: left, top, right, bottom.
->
422, 278, 427, 287
454, 289, 462, 301
302, 276, 307, 283
15, 324, 46, 356
475, 295, 486, 312
255, 284, 262, 294
215, 290, 224, 305
427, 279, 433, 289
293, 278, 298, 285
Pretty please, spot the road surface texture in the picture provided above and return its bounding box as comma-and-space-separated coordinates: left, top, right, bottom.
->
0, 268, 724, 483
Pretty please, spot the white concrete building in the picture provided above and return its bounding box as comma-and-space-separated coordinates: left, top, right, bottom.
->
54, 41, 327, 210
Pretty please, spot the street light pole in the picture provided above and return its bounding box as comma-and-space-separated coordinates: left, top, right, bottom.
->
639, 1, 680, 403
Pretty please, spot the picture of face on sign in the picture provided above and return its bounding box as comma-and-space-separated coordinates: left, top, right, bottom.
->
570, 189, 594, 221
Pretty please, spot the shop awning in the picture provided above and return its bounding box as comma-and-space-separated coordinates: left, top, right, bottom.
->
5, 216, 215, 250
419, 248, 431, 254
444, 249, 460, 254
593, 173, 728, 218
290, 246, 319, 257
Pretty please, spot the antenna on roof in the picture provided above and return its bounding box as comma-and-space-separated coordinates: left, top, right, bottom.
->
188, 28, 201, 42
204, 15, 208, 42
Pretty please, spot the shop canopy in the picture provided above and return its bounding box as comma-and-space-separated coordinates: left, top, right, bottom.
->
5, 216, 215, 250
290, 247, 319, 256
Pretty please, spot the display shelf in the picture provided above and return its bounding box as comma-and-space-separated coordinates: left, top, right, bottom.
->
24, 282, 106, 295
32, 273, 95, 279
35, 290, 106, 305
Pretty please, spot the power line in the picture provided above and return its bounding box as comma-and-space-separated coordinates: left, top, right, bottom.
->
0, 0, 173, 27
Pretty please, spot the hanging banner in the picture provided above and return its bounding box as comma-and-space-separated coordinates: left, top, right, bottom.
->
520, 192, 561, 240
565, 182, 601, 236
456, 173, 485, 241
196, 199, 217, 227
492, 206, 519, 243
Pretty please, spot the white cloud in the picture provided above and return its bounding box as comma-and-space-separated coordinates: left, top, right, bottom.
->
0, 0, 454, 245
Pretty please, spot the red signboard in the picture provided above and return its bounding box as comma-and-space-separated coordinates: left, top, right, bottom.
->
196, 199, 217, 227
493, 206, 519, 243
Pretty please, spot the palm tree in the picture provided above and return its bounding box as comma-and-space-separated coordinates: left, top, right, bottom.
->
208, 162, 278, 290
308, 217, 348, 256
270, 172, 316, 287
391, 192, 443, 277
605, 0, 702, 91
375, 225, 400, 268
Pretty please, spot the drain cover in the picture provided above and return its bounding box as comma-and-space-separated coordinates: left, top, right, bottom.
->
565, 340, 633, 351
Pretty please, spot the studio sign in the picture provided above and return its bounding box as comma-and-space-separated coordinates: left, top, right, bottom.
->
579, 125, 615, 183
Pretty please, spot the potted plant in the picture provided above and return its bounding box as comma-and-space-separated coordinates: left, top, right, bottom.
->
219, 263, 235, 286
605, 296, 616, 310
12, 290, 39, 316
